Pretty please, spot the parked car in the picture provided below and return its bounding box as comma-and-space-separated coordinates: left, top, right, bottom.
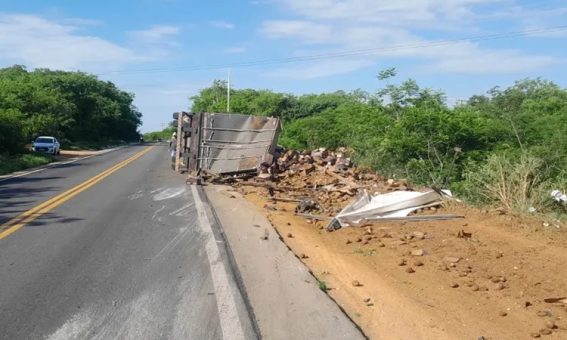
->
32, 136, 60, 155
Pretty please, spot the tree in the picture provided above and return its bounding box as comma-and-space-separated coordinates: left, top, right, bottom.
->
0, 65, 142, 154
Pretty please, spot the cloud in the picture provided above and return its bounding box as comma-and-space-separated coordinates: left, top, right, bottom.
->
269, 58, 375, 79
60, 18, 103, 26
261, 20, 332, 43
260, 0, 559, 77
276, 0, 499, 28
250, 0, 274, 4
426, 44, 558, 74
0, 14, 139, 70
0, 14, 180, 71
127, 25, 181, 56
208, 20, 235, 30
128, 25, 180, 43
224, 47, 247, 53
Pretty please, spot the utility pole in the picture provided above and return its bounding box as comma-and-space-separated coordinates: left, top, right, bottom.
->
227, 68, 231, 113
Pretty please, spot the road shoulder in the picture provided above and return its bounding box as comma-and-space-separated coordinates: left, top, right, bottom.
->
204, 185, 366, 340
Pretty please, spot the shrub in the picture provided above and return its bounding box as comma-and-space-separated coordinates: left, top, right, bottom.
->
460, 151, 550, 212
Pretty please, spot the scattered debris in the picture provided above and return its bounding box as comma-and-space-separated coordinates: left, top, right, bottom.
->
536, 311, 549, 317
494, 282, 505, 291
411, 249, 425, 256
545, 320, 556, 329
406, 267, 415, 273
543, 297, 567, 304
457, 230, 472, 239
261, 229, 269, 240
295, 199, 320, 214
443, 256, 461, 264
352, 280, 363, 287
412, 231, 426, 239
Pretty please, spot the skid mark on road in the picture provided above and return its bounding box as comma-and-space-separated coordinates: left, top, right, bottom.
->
151, 227, 192, 263
46, 309, 93, 340
150, 186, 166, 194
152, 205, 166, 220
169, 203, 194, 217
152, 187, 186, 201
128, 190, 144, 200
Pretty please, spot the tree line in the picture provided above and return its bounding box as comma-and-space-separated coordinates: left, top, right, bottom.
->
189, 71, 567, 214
0, 65, 142, 154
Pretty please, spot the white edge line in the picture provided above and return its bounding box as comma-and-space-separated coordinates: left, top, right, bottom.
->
190, 185, 246, 340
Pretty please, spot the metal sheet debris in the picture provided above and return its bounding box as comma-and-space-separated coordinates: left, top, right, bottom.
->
327, 190, 445, 230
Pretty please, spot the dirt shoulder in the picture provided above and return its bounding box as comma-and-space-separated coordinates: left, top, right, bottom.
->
234, 185, 567, 340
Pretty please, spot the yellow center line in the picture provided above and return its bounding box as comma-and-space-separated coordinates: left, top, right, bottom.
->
0, 146, 155, 240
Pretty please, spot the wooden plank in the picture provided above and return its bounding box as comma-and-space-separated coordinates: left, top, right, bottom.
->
175, 111, 183, 172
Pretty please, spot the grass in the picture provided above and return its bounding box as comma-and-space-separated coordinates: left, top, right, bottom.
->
318, 280, 328, 292
0, 153, 54, 176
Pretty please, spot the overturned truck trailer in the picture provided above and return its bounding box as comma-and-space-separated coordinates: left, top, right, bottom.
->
173, 112, 281, 177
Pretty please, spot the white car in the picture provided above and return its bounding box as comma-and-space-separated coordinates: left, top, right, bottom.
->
32, 136, 60, 155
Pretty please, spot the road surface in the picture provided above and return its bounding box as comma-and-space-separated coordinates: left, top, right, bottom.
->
0, 145, 256, 340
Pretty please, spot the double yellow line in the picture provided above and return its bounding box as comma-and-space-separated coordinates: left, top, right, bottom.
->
0, 147, 154, 240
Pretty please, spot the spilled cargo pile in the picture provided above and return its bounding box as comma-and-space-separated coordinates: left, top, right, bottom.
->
226, 148, 461, 228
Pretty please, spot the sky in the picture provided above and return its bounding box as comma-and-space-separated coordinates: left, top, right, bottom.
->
0, 0, 566, 132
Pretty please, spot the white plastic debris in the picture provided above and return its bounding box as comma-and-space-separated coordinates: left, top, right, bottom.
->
550, 190, 567, 203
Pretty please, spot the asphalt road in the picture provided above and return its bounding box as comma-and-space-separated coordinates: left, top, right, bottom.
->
0, 145, 256, 340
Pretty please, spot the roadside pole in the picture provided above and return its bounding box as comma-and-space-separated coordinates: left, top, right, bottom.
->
227, 68, 231, 113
